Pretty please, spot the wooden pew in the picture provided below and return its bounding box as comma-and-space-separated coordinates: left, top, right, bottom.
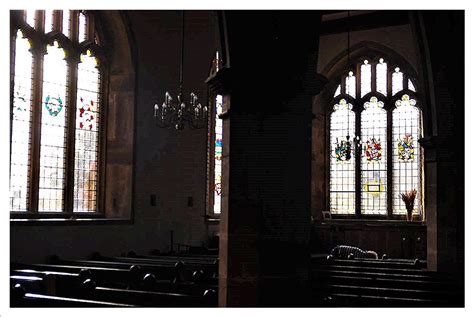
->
13, 265, 217, 296
51, 259, 185, 281
11, 283, 134, 307
76, 283, 217, 307
311, 256, 462, 307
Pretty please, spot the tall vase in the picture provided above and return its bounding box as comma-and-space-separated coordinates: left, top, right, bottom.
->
406, 207, 413, 222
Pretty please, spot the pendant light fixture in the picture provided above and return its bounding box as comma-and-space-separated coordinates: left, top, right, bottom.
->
154, 11, 208, 130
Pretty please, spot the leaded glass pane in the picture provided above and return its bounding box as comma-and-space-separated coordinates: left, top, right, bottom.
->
330, 99, 356, 214
25, 10, 36, 28
78, 12, 87, 43
345, 71, 356, 98
10, 30, 33, 212
74, 51, 100, 212
334, 84, 341, 97
376, 58, 387, 96
360, 60, 372, 97
62, 10, 70, 37
392, 94, 422, 215
361, 97, 387, 215
44, 10, 54, 33
392, 67, 403, 95
38, 41, 68, 212
408, 79, 416, 92
213, 95, 223, 214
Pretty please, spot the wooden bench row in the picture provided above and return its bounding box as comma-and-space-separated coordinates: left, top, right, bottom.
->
12, 253, 219, 307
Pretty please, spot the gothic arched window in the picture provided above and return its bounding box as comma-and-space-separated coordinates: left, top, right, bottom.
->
329, 58, 423, 219
10, 10, 105, 215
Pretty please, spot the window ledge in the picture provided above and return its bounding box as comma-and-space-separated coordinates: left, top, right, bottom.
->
313, 219, 426, 229
10, 217, 133, 226
203, 214, 220, 224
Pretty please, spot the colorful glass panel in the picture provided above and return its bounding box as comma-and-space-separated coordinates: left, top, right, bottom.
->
361, 97, 387, 215
38, 41, 68, 212
392, 94, 422, 215
74, 51, 100, 212
330, 99, 356, 214
10, 30, 33, 212
213, 95, 223, 214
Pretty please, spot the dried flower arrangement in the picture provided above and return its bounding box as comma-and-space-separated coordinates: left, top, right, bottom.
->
400, 189, 417, 221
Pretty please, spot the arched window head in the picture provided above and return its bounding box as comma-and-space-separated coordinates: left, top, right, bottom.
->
334, 58, 416, 99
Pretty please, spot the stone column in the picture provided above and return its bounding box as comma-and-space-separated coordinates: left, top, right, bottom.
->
207, 11, 323, 307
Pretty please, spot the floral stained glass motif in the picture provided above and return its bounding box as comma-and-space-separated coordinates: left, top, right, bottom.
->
10, 30, 33, 212
213, 95, 223, 214
44, 95, 64, 116
74, 51, 101, 212
330, 99, 356, 214
361, 96, 387, 215
392, 94, 421, 215
38, 41, 68, 212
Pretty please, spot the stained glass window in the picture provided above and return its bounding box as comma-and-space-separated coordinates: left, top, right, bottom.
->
392, 95, 421, 215
376, 58, 387, 96
10, 30, 33, 212
11, 10, 105, 216
345, 71, 356, 98
329, 99, 356, 214
213, 95, 223, 214
327, 57, 422, 217
392, 67, 403, 95
74, 51, 100, 212
44, 10, 54, 33
38, 41, 68, 212
78, 12, 87, 43
360, 60, 371, 97
361, 97, 387, 215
